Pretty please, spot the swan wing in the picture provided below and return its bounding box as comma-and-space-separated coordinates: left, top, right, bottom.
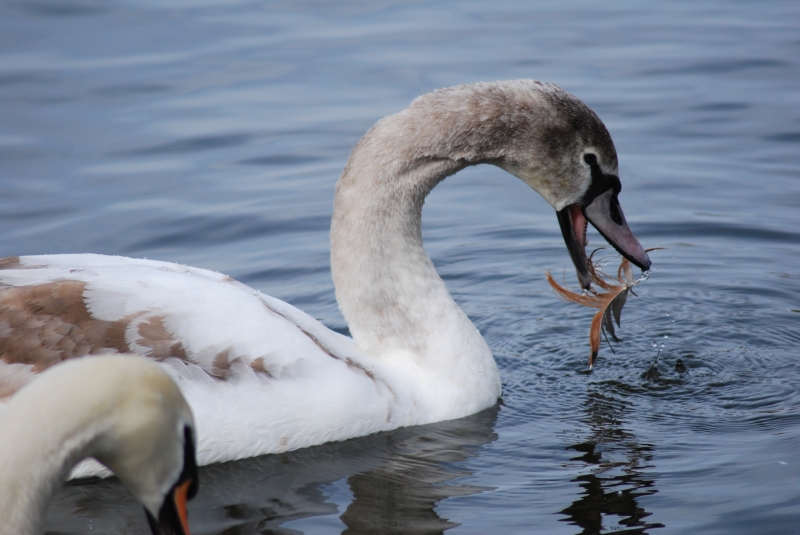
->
0, 255, 405, 468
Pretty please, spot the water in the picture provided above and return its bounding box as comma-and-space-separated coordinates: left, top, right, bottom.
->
1, 1, 799, 533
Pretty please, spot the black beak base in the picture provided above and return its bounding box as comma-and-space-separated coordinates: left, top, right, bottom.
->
146, 500, 188, 535
145, 426, 198, 535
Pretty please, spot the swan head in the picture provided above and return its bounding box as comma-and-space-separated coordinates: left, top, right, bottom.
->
141, 425, 198, 535
487, 82, 651, 288
436, 80, 651, 289
86, 357, 198, 535
26, 356, 199, 534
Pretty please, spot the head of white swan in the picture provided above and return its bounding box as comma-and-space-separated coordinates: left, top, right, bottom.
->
0, 356, 198, 535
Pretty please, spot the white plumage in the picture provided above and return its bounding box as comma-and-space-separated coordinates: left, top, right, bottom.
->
0, 356, 196, 535
0, 80, 651, 474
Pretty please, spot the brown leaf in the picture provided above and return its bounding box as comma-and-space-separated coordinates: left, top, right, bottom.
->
545, 248, 662, 370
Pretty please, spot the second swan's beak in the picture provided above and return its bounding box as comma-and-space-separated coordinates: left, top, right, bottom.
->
557, 190, 650, 290
145, 478, 195, 535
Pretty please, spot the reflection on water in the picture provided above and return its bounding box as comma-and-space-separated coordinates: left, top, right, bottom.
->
339, 409, 497, 535
560, 388, 664, 535
44, 392, 674, 535
45, 406, 499, 534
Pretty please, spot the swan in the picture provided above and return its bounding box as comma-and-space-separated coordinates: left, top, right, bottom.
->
0, 355, 197, 535
0, 80, 651, 471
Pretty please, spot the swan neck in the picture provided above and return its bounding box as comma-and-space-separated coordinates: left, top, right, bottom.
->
330, 100, 497, 368
0, 383, 113, 533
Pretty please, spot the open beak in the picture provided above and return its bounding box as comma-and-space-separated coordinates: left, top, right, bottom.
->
557, 189, 650, 290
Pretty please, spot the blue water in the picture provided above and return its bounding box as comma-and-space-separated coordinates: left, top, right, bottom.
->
2, 1, 800, 533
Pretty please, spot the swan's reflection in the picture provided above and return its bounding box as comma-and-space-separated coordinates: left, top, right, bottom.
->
45, 406, 498, 534
559, 387, 664, 535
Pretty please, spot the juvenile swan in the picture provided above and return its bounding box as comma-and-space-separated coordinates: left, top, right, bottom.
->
0, 356, 198, 535
0, 80, 650, 469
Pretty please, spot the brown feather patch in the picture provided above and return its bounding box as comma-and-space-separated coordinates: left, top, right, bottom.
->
211, 348, 233, 379
250, 356, 274, 378
0, 257, 22, 270
135, 315, 189, 362
0, 257, 49, 270
0, 280, 157, 396
0, 281, 137, 372
210, 350, 260, 381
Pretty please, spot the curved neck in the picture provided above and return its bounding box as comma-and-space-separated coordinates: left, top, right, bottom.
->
329, 81, 607, 413
0, 391, 110, 534
332, 147, 467, 357
330, 94, 509, 409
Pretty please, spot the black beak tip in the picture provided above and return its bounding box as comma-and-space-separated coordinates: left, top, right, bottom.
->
578, 270, 593, 290
631, 252, 652, 272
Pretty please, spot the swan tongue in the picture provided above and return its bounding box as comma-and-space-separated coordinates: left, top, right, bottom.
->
583, 189, 651, 272
557, 204, 593, 289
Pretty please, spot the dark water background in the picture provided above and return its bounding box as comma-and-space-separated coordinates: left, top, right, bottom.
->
2, 1, 799, 533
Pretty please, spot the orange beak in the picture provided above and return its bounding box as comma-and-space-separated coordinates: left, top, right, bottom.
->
173, 479, 193, 535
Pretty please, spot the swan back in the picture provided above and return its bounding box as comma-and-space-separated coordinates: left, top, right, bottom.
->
0, 355, 196, 534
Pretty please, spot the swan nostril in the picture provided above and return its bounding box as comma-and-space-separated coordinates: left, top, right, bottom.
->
610, 196, 623, 225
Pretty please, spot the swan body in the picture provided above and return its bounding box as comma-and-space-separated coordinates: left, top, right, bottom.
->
0, 355, 197, 535
0, 80, 651, 472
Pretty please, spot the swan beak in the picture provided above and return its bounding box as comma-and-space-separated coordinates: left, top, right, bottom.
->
145, 479, 195, 535
583, 189, 651, 272
557, 191, 650, 290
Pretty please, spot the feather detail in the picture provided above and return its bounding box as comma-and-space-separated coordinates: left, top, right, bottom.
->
545, 248, 662, 369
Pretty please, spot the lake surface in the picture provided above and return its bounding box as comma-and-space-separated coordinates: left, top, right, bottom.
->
2, 1, 799, 533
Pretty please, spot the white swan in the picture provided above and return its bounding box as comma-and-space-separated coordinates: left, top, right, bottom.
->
0, 80, 650, 471
0, 355, 197, 535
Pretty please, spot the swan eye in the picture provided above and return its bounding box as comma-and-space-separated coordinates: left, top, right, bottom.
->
583, 153, 598, 166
